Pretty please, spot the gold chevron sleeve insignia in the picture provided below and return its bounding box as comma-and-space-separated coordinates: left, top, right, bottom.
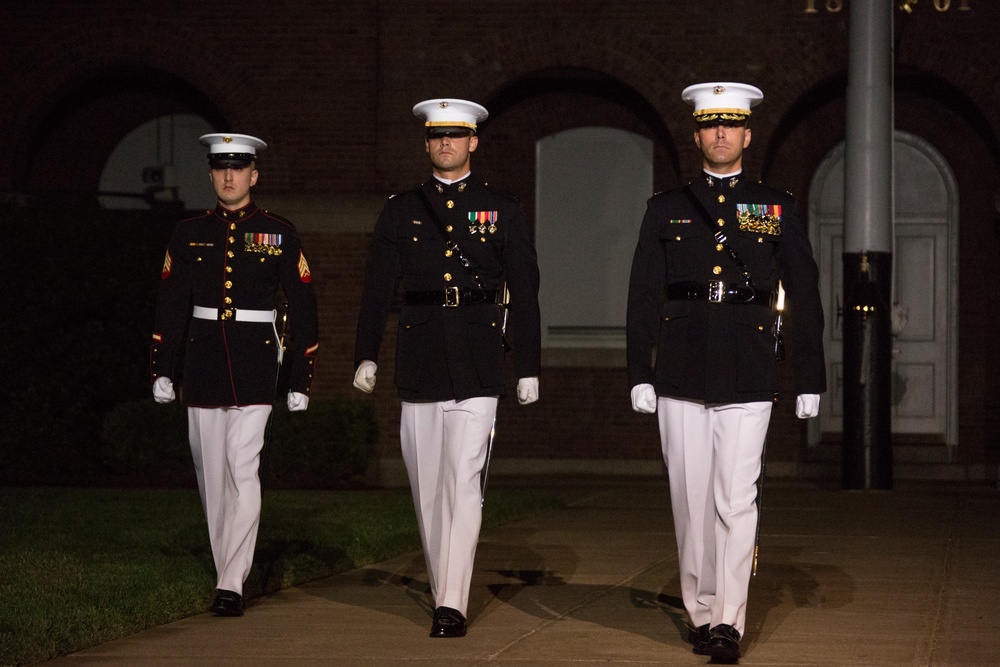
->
297, 250, 312, 283
161, 250, 172, 279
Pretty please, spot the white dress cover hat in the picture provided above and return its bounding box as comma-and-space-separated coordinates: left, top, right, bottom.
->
413, 99, 489, 131
681, 83, 763, 123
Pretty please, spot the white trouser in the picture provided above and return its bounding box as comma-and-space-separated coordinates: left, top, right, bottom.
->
188, 404, 272, 595
400, 397, 498, 616
657, 397, 772, 636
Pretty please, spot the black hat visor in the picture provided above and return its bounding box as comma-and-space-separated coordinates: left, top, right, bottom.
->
208, 153, 255, 169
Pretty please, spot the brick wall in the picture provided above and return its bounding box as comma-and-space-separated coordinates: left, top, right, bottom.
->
3, 1, 999, 483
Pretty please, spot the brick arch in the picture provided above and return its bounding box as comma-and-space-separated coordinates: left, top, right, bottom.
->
428, 27, 694, 225
13, 66, 228, 192
895, 68, 1000, 170
762, 67, 1000, 198
467, 22, 679, 98
461, 25, 686, 168
483, 66, 680, 179
761, 73, 848, 186
4, 25, 282, 194
894, 9, 1000, 139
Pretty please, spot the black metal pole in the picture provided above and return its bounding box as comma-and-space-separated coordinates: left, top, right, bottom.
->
842, 252, 893, 490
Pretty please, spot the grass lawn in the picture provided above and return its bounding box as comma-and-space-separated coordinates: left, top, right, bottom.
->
0, 486, 562, 665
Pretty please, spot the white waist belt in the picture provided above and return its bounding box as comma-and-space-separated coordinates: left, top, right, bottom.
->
192, 306, 283, 364
192, 305, 275, 323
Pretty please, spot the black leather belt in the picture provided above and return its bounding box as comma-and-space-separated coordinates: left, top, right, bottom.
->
404, 288, 499, 307
667, 281, 773, 305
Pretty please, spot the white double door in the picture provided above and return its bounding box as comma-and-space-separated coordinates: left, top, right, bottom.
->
808, 132, 957, 447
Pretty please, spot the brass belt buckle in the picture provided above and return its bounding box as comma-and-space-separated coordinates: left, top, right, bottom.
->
708, 281, 725, 303
221, 308, 235, 320
444, 286, 460, 307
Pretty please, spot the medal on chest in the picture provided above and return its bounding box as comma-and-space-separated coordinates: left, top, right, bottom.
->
468, 210, 498, 235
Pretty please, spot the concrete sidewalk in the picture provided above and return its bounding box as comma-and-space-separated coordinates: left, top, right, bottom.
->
50, 477, 1000, 666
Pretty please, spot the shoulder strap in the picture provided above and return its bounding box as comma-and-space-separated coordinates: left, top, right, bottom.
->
415, 186, 485, 289
682, 184, 755, 289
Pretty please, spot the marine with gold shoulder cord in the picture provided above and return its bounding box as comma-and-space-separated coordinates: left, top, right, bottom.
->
150, 133, 318, 617
626, 83, 825, 663
353, 98, 541, 638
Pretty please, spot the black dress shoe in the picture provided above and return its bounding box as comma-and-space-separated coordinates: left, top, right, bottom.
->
707, 623, 741, 663
211, 589, 244, 617
688, 623, 711, 655
429, 606, 467, 638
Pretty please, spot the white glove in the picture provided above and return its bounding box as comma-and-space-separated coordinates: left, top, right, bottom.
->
795, 394, 820, 419
287, 391, 309, 412
153, 376, 175, 404
353, 360, 377, 393
630, 383, 657, 414
516, 377, 539, 405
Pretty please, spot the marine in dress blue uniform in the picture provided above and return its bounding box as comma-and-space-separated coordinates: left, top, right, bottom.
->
626, 83, 826, 663
353, 99, 541, 638
150, 133, 319, 616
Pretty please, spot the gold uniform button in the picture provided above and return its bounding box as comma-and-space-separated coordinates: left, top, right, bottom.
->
444, 273, 452, 281
758, 325, 765, 331
225, 280, 232, 288
445, 249, 453, 257
413, 236, 419, 242
446, 200, 455, 209
480, 237, 486, 242
446, 225, 453, 232
717, 218, 725, 227
718, 195, 726, 203
230, 223, 237, 230
675, 236, 682, 241
227, 251, 234, 258
758, 237, 764, 243
224, 296, 233, 304
228, 236, 235, 243
226, 266, 232, 273
713, 266, 722, 275
716, 244, 724, 251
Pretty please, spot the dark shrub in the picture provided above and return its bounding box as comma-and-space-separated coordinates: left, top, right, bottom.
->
100, 399, 193, 482
0, 197, 171, 484
100, 398, 377, 488
264, 398, 378, 488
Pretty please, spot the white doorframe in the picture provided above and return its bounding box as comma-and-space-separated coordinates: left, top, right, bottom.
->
806, 130, 959, 450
